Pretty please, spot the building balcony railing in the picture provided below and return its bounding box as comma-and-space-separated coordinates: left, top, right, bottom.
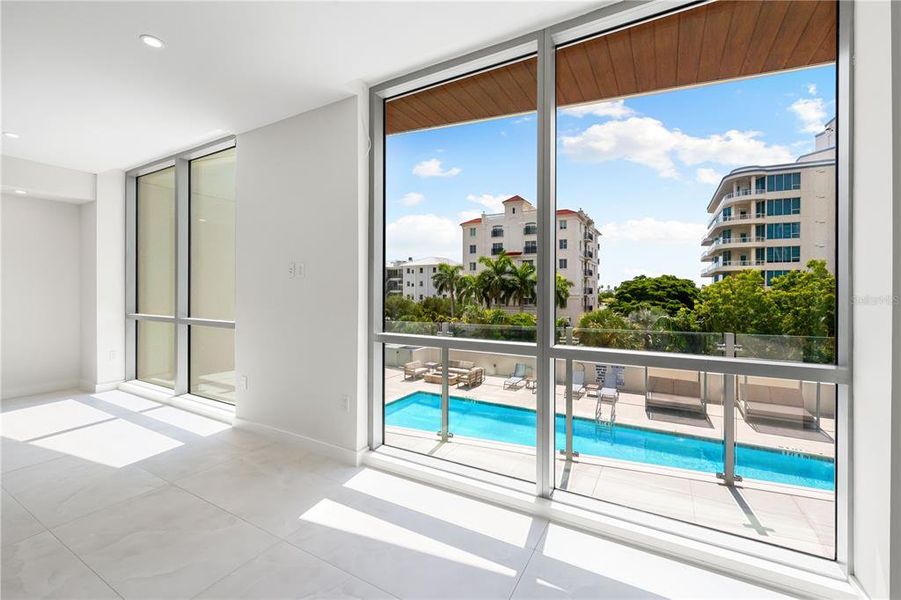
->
491, 230, 504, 238
523, 245, 537, 254
706, 211, 767, 230
709, 235, 767, 248
491, 247, 505, 255
523, 225, 537, 235
702, 259, 765, 277
583, 232, 594, 241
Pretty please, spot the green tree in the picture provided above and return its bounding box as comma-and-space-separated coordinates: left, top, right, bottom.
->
769, 260, 836, 362
477, 252, 515, 307
556, 273, 574, 309
456, 274, 480, 307
432, 263, 463, 318
694, 270, 778, 334
508, 262, 537, 311
610, 274, 700, 316
575, 309, 637, 348
384, 295, 417, 321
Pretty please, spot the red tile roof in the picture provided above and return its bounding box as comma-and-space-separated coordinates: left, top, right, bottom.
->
502, 195, 528, 204
556, 209, 578, 216
460, 217, 482, 225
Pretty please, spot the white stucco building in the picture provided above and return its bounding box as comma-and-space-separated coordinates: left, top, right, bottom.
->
460, 195, 600, 322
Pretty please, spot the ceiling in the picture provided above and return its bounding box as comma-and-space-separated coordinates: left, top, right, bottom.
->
386, 0, 836, 135
1, 1, 598, 174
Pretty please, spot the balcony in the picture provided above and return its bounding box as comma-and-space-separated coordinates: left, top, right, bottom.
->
702, 259, 765, 277
491, 228, 504, 238
491, 246, 505, 255
583, 232, 594, 241
705, 212, 767, 236
523, 244, 537, 254
523, 225, 537, 235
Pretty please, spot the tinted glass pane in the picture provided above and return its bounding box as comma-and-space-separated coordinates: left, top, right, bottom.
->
190, 148, 236, 320
136, 167, 175, 315
190, 326, 235, 403
137, 320, 175, 388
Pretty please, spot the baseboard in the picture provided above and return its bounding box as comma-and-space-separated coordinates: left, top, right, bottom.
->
233, 417, 365, 466
117, 381, 235, 424
79, 379, 122, 393
1, 379, 81, 400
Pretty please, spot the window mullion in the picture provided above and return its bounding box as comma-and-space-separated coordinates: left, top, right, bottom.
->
174, 157, 190, 396
535, 28, 556, 498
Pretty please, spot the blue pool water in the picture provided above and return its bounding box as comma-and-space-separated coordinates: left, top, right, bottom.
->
385, 391, 834, 491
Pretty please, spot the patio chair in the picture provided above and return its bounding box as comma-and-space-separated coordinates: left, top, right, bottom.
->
740, 382, 816, 426
403, 360, 428, 381
504, 363, 529, 390
645, 374, 706, 414
457, 367, 484, 389
572, 370, 587, 399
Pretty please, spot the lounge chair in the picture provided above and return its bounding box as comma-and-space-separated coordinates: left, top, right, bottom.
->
504, 363, 529, 390
645, 374, 706, 414
740, 382, 816, 426
403, 360, 428, 381
457, 367, 484, 389
572, 370, 587, 398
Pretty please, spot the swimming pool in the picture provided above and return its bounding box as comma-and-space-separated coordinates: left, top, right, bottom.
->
385, 391, 834, 491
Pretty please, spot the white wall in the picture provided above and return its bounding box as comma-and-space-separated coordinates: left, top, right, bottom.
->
1, 194, 83, 397
80, 201, 97, 387
235, 95, 368, 458
93, 170, 126, 389
851, 2, 900, 598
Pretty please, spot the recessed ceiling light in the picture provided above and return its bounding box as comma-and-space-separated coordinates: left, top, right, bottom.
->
139, 34, 165, 49
3, 132, 20, 139
14, 189, 26, 195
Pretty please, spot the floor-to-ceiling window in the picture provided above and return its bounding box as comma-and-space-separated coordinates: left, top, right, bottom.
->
551, 0, 840, 558
128, 140, 236, 404
380, 56, 540, 480
372, 0, 847, 564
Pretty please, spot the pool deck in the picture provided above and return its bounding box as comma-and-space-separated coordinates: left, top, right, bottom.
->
384, 367, 835, 559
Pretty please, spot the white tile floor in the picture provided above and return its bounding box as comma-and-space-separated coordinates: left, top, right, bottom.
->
2, 389, 793, 599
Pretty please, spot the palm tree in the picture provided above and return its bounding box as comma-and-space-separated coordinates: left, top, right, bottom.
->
456, 274, 480, 307
432, 263, 463, 318
508, 262, 537, 311
555, 273, 574, 309
477, 253, 514, 307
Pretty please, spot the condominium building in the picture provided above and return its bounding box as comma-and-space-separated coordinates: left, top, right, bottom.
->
460, 195, 600, 321
701, 118, 836, 285
385, 260, 405, 296
398, 257, 460, 301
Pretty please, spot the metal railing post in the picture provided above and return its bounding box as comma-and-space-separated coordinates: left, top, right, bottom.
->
440, 346, 450, 442
720, 332, 737, 485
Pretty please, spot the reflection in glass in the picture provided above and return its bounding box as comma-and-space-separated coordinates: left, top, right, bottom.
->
137, 321, 176, 389
190, 148, 236, 320
190, 326, 235, 404
137, 167, 175, 315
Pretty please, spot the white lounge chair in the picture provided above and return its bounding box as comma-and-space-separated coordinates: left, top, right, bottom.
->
504, 363, 528, 390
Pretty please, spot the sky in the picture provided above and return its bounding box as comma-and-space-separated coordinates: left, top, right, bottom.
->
385, 64, 836, 288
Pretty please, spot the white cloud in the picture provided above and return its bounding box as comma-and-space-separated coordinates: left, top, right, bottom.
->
560, 117, 793, 178
466, 193, 510, 213
599, 217, 706, 244
695, 168, 722, 185
399, 192, 424, 207
385, 214, 460, 262
789, 97, 827, 134
807, 83, 818, 96
562, 100, 636, 119
412, 158, 461, 178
